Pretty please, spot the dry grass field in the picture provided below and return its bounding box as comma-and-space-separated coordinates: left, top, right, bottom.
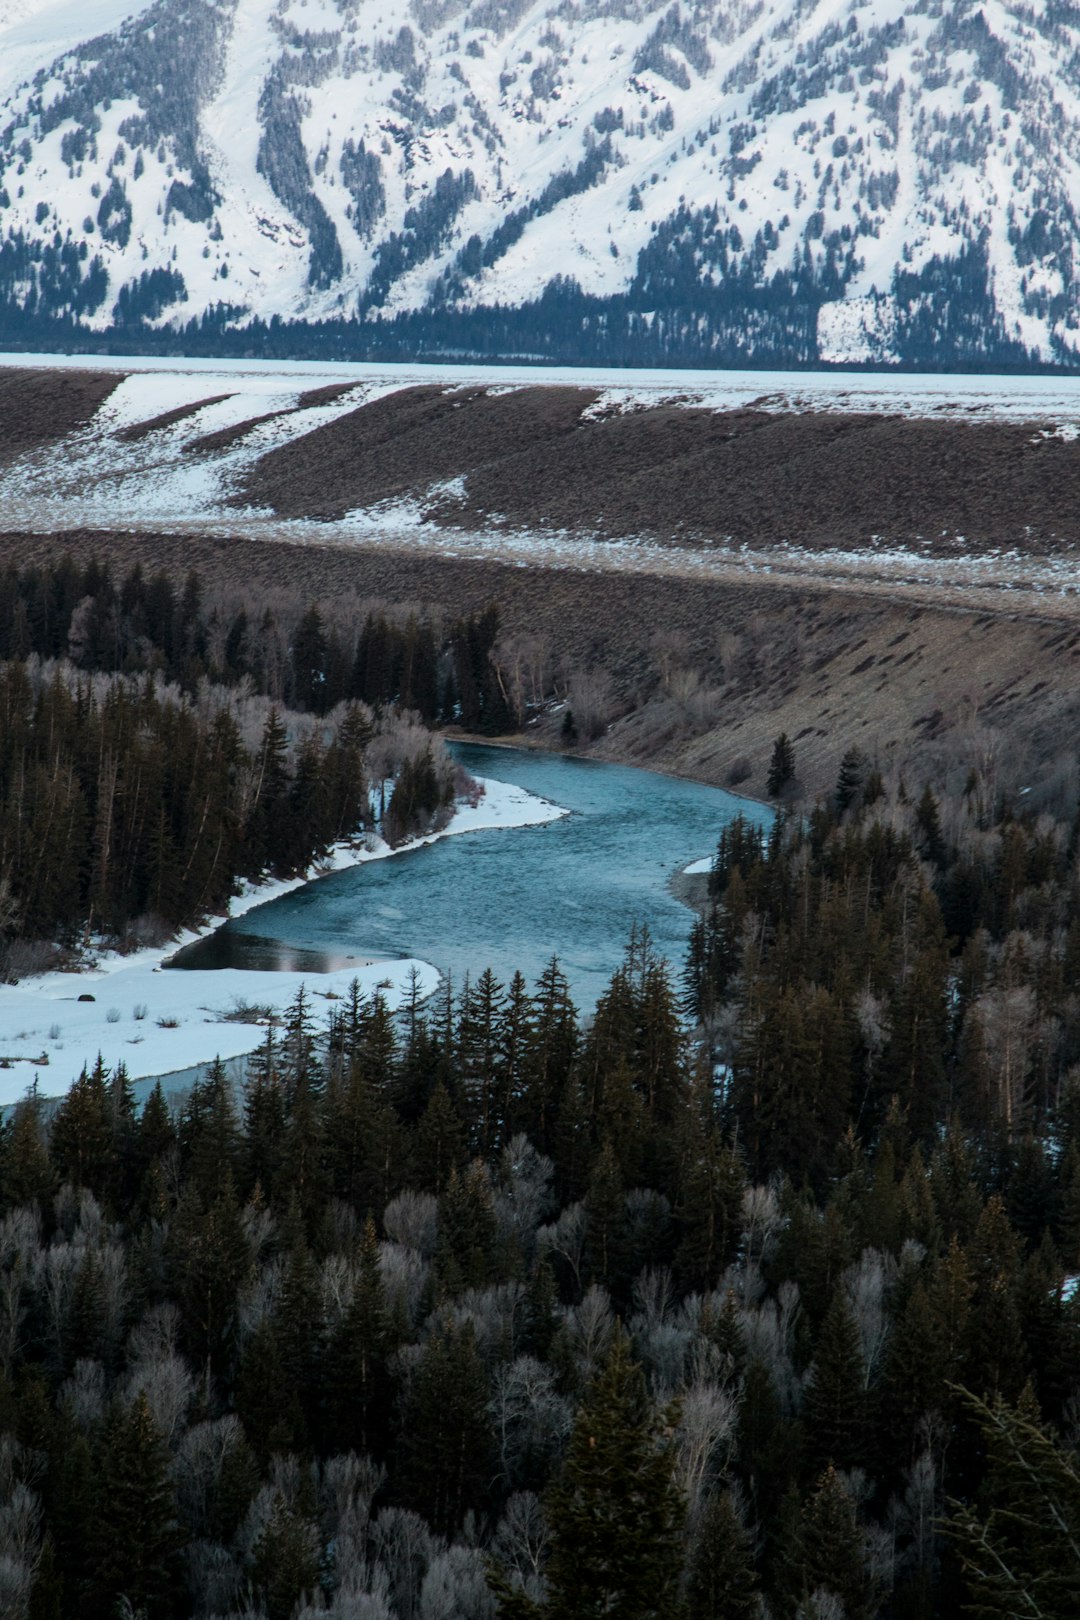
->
237, 382, 1080, 555
0, 368, 121, 464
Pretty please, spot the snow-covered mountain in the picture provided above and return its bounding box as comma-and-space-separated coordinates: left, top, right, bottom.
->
2, 0, 1080, 366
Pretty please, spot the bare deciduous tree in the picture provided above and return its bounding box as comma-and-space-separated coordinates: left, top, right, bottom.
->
675, 1376, 738, 1522
843, 1248, 897, 1390
378, 1244, 430, 1330
370, 1506, 440, 1620
60, 1358, 107, 1431
419, 1545, 495, 1620
536, 1202, 586, 1295
383, 1192, 439, 1256
123, 1349, 195, 1446
490, 1355, 571, 1491
492, 1137, 555, 1258
176, 1416, 248, 1539
554, 1283, 613, 1388
490, 1491, 547, 1605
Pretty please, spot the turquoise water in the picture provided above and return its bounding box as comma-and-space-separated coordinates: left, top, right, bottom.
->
170, 744, 770, 1009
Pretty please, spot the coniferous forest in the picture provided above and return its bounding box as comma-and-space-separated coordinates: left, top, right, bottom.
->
0, 557, 514, 977
1, 564, 1080, 1619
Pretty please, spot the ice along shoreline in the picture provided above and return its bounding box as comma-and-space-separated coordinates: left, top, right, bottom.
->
0, 774, 567, 1107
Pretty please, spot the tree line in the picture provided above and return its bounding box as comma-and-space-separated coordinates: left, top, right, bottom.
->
0, 903, 1076, 1617
0, 555, 515, 730
0, 554, 532, 973
0, 658, 460, 975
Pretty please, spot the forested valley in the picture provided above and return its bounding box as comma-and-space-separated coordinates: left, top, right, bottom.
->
0, 728, 1079, 1617
0, 556, 516, 978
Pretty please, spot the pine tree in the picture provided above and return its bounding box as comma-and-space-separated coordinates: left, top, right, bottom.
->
290, 604, 329, 713
168, 1176, 250, 1386
248, 707, 291, 874
414, 1080, 468, 1193
915, 785, 947, 868
686, 1490, 762, 1619
179, 1056, 240, 1205
520, 957, 577, 1156
1, 1095, 54, 1210
50, 1057, 111, 1197
243, 1025, 286, 1199
766, 733, 795, 798
583, 1139, 628, 1294
236, 1319, 291, 1465
673, 1122, 746, 1293
270, 1207, 322, 1447
435, 1162, 498, 1295
803, 1289, 868, 1474
834, 747, 865, 815
780, 1466, 876, 1620
326, 1215, 395, 1459
944, 1387, 1080, 1620
397, 1322, 493, 1536
540, 1328, 684, 1620
250, 1491, 321, 1620
88, 1393, 183, 1620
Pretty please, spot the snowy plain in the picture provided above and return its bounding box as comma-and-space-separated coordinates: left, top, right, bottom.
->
0, 773, 567, 1107
7, 351, 1080, 420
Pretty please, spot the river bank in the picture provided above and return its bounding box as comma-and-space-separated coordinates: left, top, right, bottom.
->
0, 772, 566, 1106
175, 742, 765, 1016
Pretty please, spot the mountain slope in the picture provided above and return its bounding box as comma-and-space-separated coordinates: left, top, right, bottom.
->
2, 0, 1080, 365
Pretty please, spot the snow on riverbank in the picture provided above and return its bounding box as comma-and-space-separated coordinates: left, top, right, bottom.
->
682, 856, 713, 876
0, 773, 566, 1106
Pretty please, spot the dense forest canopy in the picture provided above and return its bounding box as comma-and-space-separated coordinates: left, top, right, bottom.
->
1, 726, 1080, 1616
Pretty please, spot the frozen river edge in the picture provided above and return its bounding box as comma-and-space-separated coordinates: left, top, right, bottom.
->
0, 774, 567, 1107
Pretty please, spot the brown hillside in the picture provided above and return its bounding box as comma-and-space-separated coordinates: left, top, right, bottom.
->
0, 368, 123, 463
237, 384, 1080, 552
2, 528, 1077, 803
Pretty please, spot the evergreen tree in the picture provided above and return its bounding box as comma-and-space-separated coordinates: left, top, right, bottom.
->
326, 1214, 395, 1458
168, 1176, 250, 1385
802, 1289, 868, 1474
834, 746, 865, 815
290, 604, 329, 713
1, 1095, 54, 1210
250, 1492, 321, 1620
779, 1466, 875, 1620
88, 1394, 183, 1620
539, 1329, 684, 1620
915, 785, 947, 869
435, 1161, 498, 1295
397, 1322, 493, 1536
766, 733, 796, 798
945, 1387, 1080, 1620
686, 1490, 762, 1619
414, 1080, 468, 1193
50, 1057, 111, 1197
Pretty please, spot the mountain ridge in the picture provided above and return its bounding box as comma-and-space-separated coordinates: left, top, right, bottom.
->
2, 0, 1080, 366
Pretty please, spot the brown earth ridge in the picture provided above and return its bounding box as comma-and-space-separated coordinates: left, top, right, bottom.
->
0, 368, 122, 464
235, 382, 1080, 555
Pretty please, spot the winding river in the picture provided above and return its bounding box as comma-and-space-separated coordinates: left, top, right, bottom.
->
171, 744, 769, 1010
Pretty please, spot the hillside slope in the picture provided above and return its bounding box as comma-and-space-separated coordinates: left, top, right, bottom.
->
3, 0, 1080, 363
